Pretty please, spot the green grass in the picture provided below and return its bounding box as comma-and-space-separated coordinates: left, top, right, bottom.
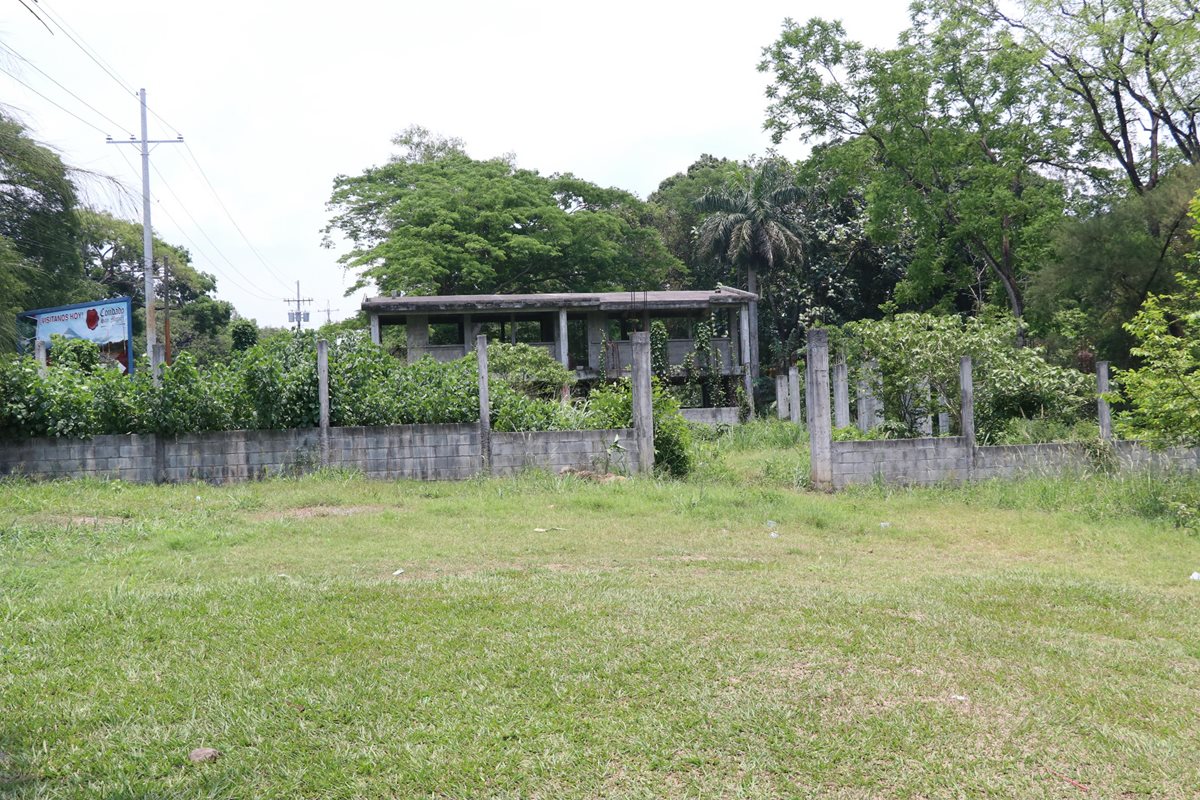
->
3, 430, 1200, 798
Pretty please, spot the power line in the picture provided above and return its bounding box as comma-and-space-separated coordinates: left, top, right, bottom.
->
34, 0, 136, 96
22, 0, 184, 138
0, 63, 113, 136
111, 147, 277, 302
0, 41, 135, 137
148, 162, 281, 302
180, 143, 294, 291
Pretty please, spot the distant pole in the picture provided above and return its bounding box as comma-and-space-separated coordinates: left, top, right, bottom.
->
34, 339, 47, 377
833, 353, 850, 429
1097, 361, 1113, 441
106, 89, 183, 356
317, 339, 330, 463
788, 364, 801, 425
320, 301, 340, 324
631, 331, 655, 474
807, 329, 832, 490
960, 356, 975, 451
477, 334, 491, 474
284, 280, 313, 331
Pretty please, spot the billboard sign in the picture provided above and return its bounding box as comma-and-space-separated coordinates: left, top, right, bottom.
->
17, 297, 135, 373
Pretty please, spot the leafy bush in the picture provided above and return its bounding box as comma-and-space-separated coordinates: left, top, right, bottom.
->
839, 313, 1094, 442
48, 335, 100, 373
1119, 273, 1200, 445
0, 329, 697, 478
486, 342, 574, 400
394, 355, 478, 424
588, 378, 693, 477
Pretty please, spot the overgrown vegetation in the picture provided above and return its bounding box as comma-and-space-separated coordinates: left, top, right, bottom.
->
838, 313, 1094, 442
0, 333, 694, 475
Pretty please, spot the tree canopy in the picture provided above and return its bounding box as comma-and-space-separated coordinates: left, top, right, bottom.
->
324, 130, 681, 297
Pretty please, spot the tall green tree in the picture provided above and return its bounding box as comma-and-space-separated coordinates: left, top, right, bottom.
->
0, 113, 83, 349
971, 0, 1199, 197
648, 154, 743, 288
696, 159, 806, 371
760, 4, 1068, 325
324, 130, 680, 296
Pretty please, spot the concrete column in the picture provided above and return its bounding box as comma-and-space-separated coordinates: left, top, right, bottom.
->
788, 364, 802, 425
556, 308, 569, 367
464, 315, 479, 353
776, 374, 790, 420
509, 314, 517, 344
631, 331, 655, 474
729, 309, 740, 374
960, 356, 975, 470
856, 369, 872, 432
807, 329, 833, 490
586, 312, 605, 370
833, 353, 850, 429
34, 339, 47, 377
150, 343, 165, 387
937, 392, 950, 436
737, 305, 751, 369
916, 378, 933, 436
804, 353, 813, 430
406, 314, 428, 363
477, 335, 491, 474
369, 314, 381, 346
1097, 361, 1113, 441
317, 338, 330, 464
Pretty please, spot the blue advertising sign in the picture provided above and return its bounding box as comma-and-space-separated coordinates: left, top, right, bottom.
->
16, 297, 136, 374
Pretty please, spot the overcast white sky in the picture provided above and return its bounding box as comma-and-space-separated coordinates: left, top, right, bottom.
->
1, 0, 910, 326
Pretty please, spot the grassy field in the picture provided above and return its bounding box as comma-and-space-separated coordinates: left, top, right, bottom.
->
3, 423, 1200, 798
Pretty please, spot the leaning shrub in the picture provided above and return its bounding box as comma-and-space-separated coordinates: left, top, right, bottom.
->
588, 378, 693, 477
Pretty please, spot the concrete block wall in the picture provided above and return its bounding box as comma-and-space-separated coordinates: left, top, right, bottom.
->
0, 433, 158, 482
972, 443, 1088, 480
490, 428, 638, 475
831, 437, 972, 489
0, 423, 636, 484
680, 407, 739, 426
831, 437, 1200, 488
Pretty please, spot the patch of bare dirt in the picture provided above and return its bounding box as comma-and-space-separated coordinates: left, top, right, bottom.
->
253, 505, 387, 521
38, 515, 126, 527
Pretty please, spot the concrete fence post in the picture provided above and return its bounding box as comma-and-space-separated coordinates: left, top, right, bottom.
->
856, 366, 872, 433
937, 392, 950, 436
556, 308, 569, 367
833, 353, 850, 429
150, 343, 165, 387
808, 329, 833, 490
317, 338, 330, 465
476, 334, 491, 474
960, 356, 975, 475
804, 353, 814, 431
631, 331, 655, 474
1097, 361, 1113, 441
916, 378, 933, 436
34, 339, 47, 377
776, 373, 790, 420
788, 364, 802, 425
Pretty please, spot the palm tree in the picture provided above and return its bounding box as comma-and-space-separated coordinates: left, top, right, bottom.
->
696, 161, 805, 374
